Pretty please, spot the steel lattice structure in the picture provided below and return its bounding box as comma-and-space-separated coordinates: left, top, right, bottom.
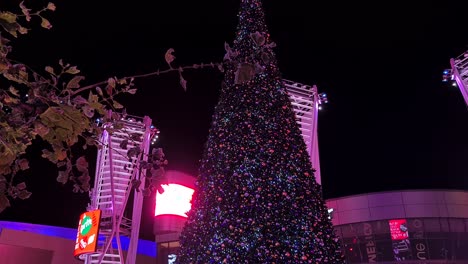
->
283, 79, 327, 185
448, 50, 468, 108
83, 112, 156, 264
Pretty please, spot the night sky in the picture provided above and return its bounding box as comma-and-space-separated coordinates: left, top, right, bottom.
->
2, 0, 468, 241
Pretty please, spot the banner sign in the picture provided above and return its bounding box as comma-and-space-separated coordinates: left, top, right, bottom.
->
389, 219, 409, 241
74, 209, 101, 257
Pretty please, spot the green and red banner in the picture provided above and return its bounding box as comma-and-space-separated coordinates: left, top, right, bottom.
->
74, 209, 101, 257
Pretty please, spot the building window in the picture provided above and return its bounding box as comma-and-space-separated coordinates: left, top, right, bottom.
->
157, 241, 180, 264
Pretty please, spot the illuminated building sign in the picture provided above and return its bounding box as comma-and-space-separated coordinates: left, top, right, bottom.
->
155, 184, 194, 218
388, 219, 409, 241
389, 219, 411, 260
74, 209, 101, 257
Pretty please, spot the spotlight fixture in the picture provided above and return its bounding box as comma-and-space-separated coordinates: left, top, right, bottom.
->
442, 69, 453, 82
319, 93, 328, 104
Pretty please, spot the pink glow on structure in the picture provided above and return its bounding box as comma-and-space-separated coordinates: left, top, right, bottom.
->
155, 184, 194, 218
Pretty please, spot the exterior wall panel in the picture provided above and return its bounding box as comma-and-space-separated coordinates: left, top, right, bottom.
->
326, 190, 468, 263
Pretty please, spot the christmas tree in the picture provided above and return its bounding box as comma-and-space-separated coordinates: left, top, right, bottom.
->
177, 0, 344, 263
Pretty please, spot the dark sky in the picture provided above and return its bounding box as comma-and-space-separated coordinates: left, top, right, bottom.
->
3, 0, 468, 241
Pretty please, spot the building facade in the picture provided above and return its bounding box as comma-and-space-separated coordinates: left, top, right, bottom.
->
0, 221, 156, 264
327, 189, 468, 263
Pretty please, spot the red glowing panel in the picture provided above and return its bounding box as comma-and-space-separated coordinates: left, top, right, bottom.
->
388, 219, 409, 241
155, 184, 194, 218
74, 209, 101, 257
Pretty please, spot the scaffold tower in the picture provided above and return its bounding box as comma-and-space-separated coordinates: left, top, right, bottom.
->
448, 49, 468, 108
84, 112, 157, 264
283, 79, 327, 185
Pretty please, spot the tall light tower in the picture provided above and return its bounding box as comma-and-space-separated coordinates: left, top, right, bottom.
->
446, 50, 468, 108
283, 79, 328, 185
78, 112, 158, 264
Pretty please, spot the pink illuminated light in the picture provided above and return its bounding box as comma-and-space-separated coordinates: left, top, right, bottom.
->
155, 184, 194, 218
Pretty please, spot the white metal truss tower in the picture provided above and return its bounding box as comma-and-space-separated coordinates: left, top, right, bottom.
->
283, 79, 327, 185
84, 113, 156, 264
448, 50, 468, 107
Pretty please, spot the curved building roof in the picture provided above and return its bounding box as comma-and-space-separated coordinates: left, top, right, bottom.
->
325, 189, 468, 226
